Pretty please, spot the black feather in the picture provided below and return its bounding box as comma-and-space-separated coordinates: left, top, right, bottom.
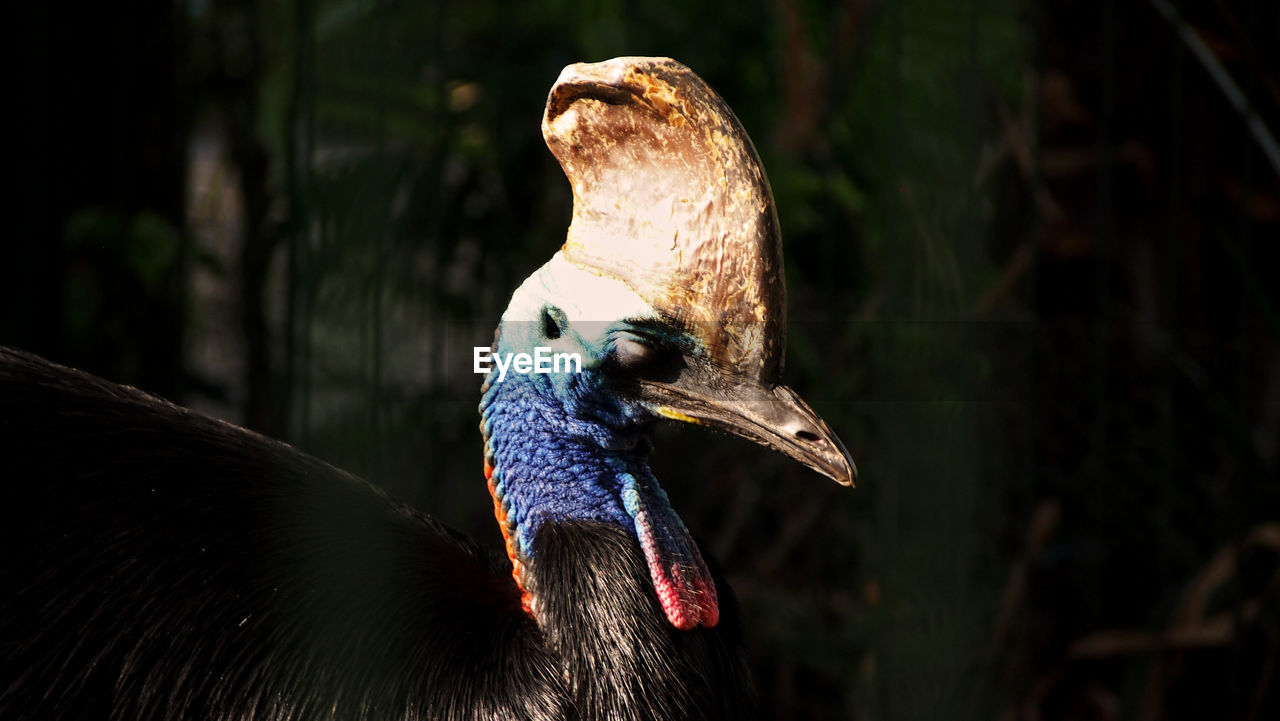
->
0, 348, 752, 720
536, 524, 754, 720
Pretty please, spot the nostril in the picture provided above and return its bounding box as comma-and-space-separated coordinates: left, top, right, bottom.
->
795, 429, 821, 443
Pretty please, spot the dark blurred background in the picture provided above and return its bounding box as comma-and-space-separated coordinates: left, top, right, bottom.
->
7, 1, 1278, 719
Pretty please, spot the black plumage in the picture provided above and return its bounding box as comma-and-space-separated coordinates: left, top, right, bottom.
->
0, 347, 751, 721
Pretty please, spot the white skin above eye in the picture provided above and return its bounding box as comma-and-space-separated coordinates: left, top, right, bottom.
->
500, 252, 662, 367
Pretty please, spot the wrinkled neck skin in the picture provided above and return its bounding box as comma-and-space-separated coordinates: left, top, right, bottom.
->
479, 254, 718, 632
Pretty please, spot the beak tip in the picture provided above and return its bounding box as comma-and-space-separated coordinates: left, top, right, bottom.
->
814, 417, 857, 488
824, 456, 857, 488
840, 453, 858, 489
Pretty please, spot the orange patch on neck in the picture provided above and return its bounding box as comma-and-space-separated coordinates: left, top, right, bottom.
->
485, 458, 535, 616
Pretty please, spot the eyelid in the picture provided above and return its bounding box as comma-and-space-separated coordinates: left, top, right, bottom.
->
614, 321, 682, 347
609, 320, 699, 363
615, 329, 657, 346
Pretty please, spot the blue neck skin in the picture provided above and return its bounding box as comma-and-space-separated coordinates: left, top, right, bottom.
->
478, 255, 719, 629
480, 359, 718, 630
480, 362, 651, 560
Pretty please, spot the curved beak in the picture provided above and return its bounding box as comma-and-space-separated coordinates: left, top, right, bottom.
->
641, 366, 856, 487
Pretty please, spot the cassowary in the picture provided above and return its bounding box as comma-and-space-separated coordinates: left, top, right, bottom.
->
0, 57, 855, 721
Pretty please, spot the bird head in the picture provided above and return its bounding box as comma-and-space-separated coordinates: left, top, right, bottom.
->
490, 56, 854, 488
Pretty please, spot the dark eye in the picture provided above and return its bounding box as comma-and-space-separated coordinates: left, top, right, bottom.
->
609, 336, 683, 381
541, 306, 566, 340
